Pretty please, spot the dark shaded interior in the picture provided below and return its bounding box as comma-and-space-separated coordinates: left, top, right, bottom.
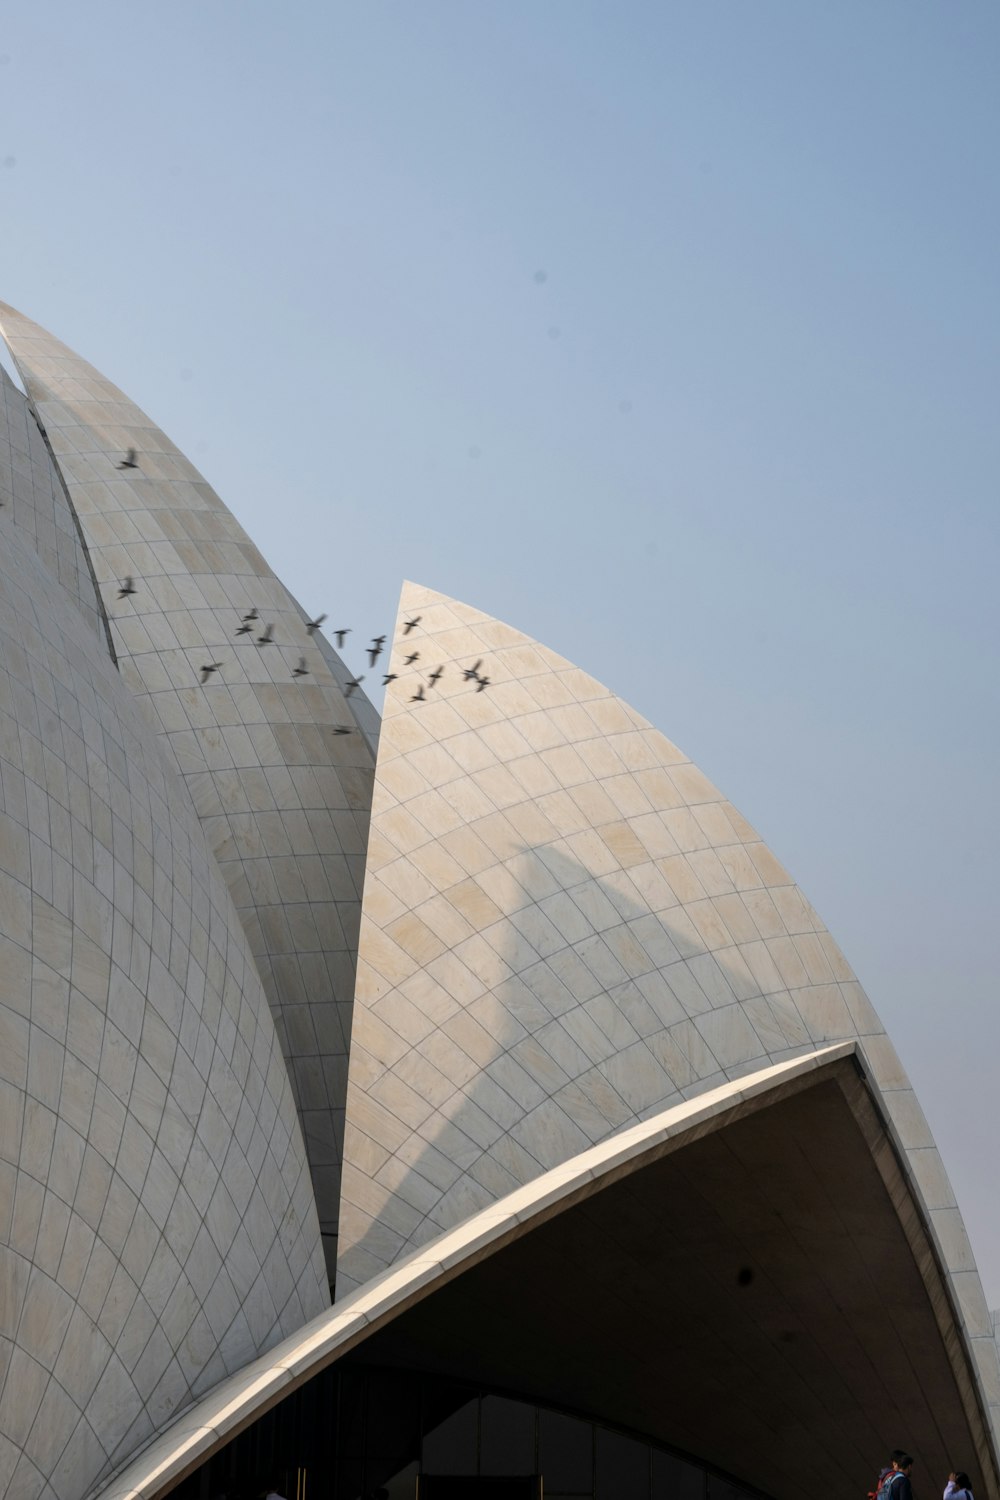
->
169, 1360, 761, 1500
350, 1072, 985, 1500
165, 1062, 992, 1500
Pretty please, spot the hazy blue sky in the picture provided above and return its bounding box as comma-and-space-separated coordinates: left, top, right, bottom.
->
3, 3, 998, 1299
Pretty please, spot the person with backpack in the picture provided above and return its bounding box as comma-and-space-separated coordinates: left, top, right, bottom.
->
878, 1453, 915, 1500
944, 1471, 974, 1500
870, 1451, 913, 1500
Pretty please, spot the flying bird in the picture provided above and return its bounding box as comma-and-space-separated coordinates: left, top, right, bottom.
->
306, 614, 327, 634
462, 659, 483, 682
332, 726, 353, 736
116, 448, 138, 470
292, 658, 309, 678
257, 624, 275, 645
200, 663, 223, 683
368, 635, 386, 667
117, 577, 137, 599
428, 666, 444, 688
475, 676, 491, 692
344, 677, 364, 698
334, 628, 350, 648
410, 685, 426, 703
403, 651, 420, 667
402, 616, 422, 635
235, 610, 258, 636
382, 673, 398, 686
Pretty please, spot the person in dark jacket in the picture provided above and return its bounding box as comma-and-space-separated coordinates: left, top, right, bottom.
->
872, 1452, 912, 1500
884, 1454, 915, 1500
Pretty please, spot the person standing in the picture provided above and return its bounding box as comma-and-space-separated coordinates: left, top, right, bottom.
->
872, 1450, 912, 1500
883, 1454, 915, 1500
944, 1471, 974, 1500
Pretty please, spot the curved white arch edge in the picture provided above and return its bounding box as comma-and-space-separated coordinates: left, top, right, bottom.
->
93, 1039, 996, 1500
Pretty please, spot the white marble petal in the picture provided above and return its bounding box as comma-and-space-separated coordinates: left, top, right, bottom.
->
0, 446, 327, 1498
0, 304, 380, 1269
338, 581, 999, 1442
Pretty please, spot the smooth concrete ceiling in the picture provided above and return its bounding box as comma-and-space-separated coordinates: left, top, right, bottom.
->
350, 1063, 992, 1500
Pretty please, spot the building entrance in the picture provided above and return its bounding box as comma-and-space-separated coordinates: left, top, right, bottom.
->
419, 1479, 540, 1500
169, 1364, 764, 1500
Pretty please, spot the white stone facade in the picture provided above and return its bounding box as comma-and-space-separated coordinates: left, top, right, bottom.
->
0, 367, 327, 1500
0, 367, 107, 648
338, 583, 998, 1438
87, 1044, 1000, 1500
0, 303, 378, 1270
1, 301, 996, 1499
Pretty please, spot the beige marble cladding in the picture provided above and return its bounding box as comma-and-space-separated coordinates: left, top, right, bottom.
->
0, 303, 379, 1275
0, 502, 327, 1500
338, 581, 993, 1427
0, 367, 106, 647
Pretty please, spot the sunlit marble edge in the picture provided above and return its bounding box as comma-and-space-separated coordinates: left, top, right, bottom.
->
89, 1043, 861, 1499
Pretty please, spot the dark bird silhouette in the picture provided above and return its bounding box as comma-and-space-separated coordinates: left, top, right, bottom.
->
293, 658, 309, 678
404, 651, 420, 667
306, 613, 327, 634
332, 725, 353, 736
257, 624, 275, 645
334, 628, 350, 648
345, 677, 364, 698
235, 609, 257, 636
410, 685, 426, 703
402, 616, 422, 635
382, 673, 398, 686
200, 663, 223, 684
117, 577, 137, 599
116, 448, 138, 470
428, 666, 444, 688
475, 676, 491, 692
368, 635, 386, 667
462, 659, 483, 682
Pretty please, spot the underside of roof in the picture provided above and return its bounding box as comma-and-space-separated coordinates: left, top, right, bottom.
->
93, 1046, 1000, 1500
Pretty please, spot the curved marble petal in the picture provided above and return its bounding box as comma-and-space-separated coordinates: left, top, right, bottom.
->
95, 1045, 1000, 1500
0, 485, 327, 1500
338, 582, 997, 1441
0, 365, 108, 647
0, 303, 379, 1273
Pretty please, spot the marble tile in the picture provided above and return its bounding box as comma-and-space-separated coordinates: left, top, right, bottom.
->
336, 582, 963, 1323
0, 305, 379, 1274
0, 381, 328, 1500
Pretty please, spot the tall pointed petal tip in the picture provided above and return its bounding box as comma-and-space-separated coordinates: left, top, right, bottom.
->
0, 298, 34, 333
398, 579, 444, 605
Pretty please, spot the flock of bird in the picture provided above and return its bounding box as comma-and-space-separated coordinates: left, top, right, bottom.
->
115, 579, 494, 713
322, 616, 492, 705
111, 448, 493, 730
